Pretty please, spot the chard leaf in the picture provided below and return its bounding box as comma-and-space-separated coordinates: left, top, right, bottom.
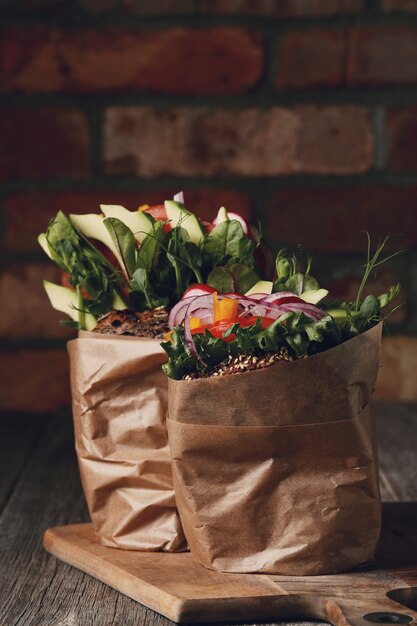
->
136, 221, 165, 272
203, 221, 255, 268
207, 266, 234, 293
207, 263, 259, 294
103, 217, 136, 279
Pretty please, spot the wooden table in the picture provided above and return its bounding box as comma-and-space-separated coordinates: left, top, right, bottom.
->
1, 402, 416, 626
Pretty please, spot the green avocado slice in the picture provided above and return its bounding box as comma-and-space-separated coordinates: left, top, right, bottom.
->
164, 200, 204, 245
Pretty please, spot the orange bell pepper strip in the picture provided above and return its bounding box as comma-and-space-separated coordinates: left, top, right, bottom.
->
213, 292, 238, 322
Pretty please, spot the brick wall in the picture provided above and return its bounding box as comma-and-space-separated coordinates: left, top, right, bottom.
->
1, 0, 417, 412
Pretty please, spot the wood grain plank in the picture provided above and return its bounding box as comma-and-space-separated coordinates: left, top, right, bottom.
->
376, 402, 417, 501
0, 412, 51, 513
43, 522, 417, 624
0, 411, 151, 626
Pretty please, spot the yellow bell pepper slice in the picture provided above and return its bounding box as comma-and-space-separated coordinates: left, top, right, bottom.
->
213, 293, 238, 322
190, 317, 202, 330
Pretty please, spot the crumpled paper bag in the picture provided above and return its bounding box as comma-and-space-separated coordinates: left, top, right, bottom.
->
68, 332, 186, 551
167, 323, 382, 574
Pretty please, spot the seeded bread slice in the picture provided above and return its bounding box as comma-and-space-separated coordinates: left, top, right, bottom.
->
94, 307, 169, 339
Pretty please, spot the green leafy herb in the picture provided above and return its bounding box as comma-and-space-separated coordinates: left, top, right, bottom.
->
103, 217, 136, 279
162, 313, 342, 380
207, 263, 259, 294
203, 221, 256, 269
44, 211, 123, 317
273, 248, 317, 294
354, 233, 403, 311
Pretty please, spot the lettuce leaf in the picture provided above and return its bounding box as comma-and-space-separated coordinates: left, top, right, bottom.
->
161, 313, 342, 380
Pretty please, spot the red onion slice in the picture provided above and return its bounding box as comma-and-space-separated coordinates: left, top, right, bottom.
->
168, 295, 198, 329
183, 294, 217, 365
279, 302, 326, 321
183, 285, 216, 299
173, 191, 184, 204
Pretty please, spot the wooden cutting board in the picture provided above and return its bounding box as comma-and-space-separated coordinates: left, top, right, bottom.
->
43, 503, 417, 625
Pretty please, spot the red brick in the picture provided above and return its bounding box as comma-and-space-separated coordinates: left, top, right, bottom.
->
277, 26, 417, 89
80, 0, 362, 16
269, 186, 417, 252
278, 30, 347, 89
0, 27, 263, 96
387, 107, 417, 172
0, 349, 70, 412
295, 106, 373, 174
382, 0, 417, 11
0, 263, 76, 340
327, 271, 406, 323
347, 26, 417, 86
375, 336, 417, 401
104, 106, 373, 177
4, 188, 251, 253
0, 107, 89, 182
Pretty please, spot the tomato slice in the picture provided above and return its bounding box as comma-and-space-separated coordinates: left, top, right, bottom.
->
141, 204, 166, 220
61, 271, 91, 300
141, 204, 172, 233
191, 316, 275, 342
199, 219, 216, 233
142, 206, 215, 234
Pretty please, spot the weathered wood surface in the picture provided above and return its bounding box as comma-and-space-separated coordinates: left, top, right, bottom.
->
0, 402, 416, 626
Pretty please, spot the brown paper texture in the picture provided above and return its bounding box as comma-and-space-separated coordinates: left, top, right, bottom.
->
68, 332, 186, 552
167, 323, 382, 574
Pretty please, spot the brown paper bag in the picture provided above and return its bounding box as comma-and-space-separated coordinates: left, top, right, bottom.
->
68, 332, 186, 552
167, 323, 382, 574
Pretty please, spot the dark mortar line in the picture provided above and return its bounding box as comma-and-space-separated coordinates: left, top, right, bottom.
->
3, 8, 417, 30
3, 87, 417, 108
3, 172, 417, 197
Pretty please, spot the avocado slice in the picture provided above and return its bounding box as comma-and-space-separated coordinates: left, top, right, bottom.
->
38, 233, 52, 260
43, 281, 97, 331
69, 213, 129, 275
301, 289, 329, 305
215, 206, 229, 224
327, 308, 360, 322
112, 291, 128, 310
100, 204, 152, 244
245, 280, 274, 296
164, 200, 204, 245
